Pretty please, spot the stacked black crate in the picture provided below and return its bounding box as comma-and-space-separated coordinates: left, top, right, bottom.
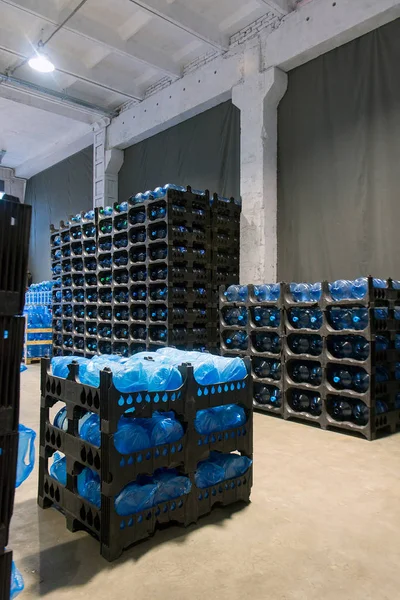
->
321, 278, 400, 440
210, 195, 241, 349
38, 356, 253, 561
0, 199, 31, 598
51, 226, 63, 356
146, 188, 213, 351
82, 211, 98, 357
283, 285, 325, 426
219, 284, 284, 415
60, 221, 73, 356
97, 207, 114, 356
127, 196, 147, 354
70, 216, 85, 356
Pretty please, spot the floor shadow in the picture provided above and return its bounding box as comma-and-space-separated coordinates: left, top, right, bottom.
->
19, 498, 251, 596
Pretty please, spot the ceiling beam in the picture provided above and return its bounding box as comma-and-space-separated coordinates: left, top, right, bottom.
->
258, 0, 292, 16
0, 0, 181, 77
0, 76, 102, 123
0, 42, 143, 101
128, 0, 229, 50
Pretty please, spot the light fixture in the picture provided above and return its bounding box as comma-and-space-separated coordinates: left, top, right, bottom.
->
28, 53, 55, 73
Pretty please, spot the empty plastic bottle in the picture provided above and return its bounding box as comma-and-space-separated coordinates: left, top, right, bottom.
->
150, 286, 167, 301
114, 290, 129, 303
224, 285, 248, 302
309, 395, 322, 416
289, 308, 323, 330
132, 287, 147, 301
98, 325, 112, 338
99, 290, 111, 303
292, 364, 310, 383
132, 306, 147, 320
114, 254, 128, 267
150, 266, 167, 281
115, 325, 129, 339
252, 307, 280, 327
115, 272, 129, 285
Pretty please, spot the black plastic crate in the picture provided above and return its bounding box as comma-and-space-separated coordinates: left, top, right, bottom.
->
38, 356, 252, 560
0, 199, 31, 316
0, 316, 24, 432
0, 431, 18, 549
321, 277, 400, 308
0, 549, 12, 600
284, 385, 325, 427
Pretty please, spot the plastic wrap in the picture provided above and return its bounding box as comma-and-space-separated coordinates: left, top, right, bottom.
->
194, 404, 246, 435
195, 452, 252, 488
16, 424, 36, 488
10, 561, 24, 600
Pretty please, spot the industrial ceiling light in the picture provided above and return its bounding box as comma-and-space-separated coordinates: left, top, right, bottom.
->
28, 53, 55, 73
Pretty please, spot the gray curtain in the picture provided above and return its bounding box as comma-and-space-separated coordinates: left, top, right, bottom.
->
277, 18, 400, 282
25, 146, 93, 282
119, 101, 240, 201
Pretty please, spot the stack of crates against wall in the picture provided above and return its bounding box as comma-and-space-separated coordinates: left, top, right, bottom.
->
0, 199, 31, 593
24, 288, 53, 364
318, 278, 400, 440
51, 225, 62, 356
146, 186, 214, 351
37, 356, 253, 561
219, 284, 284, 415
282, 283, 325, 426
210, 195, 241, 348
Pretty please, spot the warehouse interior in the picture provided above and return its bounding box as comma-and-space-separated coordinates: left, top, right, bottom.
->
1, 0, 400, 599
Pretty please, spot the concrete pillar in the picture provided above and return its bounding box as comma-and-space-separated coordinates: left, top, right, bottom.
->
232, 66, 287, 284
93, 124, 124, 209
0, 166, 26, 202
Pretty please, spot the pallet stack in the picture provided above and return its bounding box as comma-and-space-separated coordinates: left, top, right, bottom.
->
38, 356, 253, 561
51, 185, 241, 358
52, 211, 97, 358
220, 278, 400, 440
0, 198, 31, 599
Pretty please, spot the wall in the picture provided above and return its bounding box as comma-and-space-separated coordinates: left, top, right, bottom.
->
277, 17, 400, 281
118, 101, 240, 202
25, 146, 93, 282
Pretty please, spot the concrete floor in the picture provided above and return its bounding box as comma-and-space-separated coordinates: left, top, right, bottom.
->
10, 364, 400, 600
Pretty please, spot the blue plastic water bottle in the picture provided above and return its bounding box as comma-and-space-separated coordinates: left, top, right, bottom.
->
329, 279, 352, 301
352, 370, 369, 392
351, 277, 368, 299
353, 402, 369, 425
331, 400, 352, 421
290, 283, 311, 302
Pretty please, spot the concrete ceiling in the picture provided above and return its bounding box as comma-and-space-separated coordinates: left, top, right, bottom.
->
0, 0, 292, 175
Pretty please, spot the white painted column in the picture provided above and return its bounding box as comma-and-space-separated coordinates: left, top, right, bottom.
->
232, 66, 287, 284
0, 166, 26, 202
93, 124, 124, 209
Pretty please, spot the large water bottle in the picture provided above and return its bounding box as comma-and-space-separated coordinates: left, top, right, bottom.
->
291, 391, 310, 412
353, 402, 369, 425
331, 400, 352, 421
309, 395, 322, 415
376, 335, 389, 352
290, 283, 311, 302
252, 307, 280, 327
352, 337, 369, 360
224, 285, 248, 302
376, 400, 388, 414
253, 284, 280, 302
329, 279, 352, 301
224, 330, 248, 350
351, 277, 368, 299
254, 332, 280, 353
223, 307, 247, 326
331, 337, 353, 359
254, 385, 281, 407
253, 359, 272, 378
332, 369, 352, 389
292, 364, 310, 383
351, 308, 369, 330
310, 282, 322, 301
352, 370, 369, 393
309, 365, 322, 385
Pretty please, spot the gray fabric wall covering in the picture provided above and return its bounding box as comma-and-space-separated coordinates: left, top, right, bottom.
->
118, 101, 240, 202
277, 18, 400, 282
25, 146, 93, 282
